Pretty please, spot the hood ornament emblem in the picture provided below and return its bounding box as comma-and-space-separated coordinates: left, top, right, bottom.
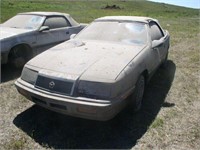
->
49, 81, 55, 89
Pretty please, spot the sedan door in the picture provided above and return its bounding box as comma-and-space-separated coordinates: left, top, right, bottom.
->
58, 25, 82, 42
36, 16, 71, 52
55, 17, 74, 42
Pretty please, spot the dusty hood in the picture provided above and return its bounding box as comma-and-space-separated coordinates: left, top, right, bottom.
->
27, 40, 146, 81
0, 27, 33, 40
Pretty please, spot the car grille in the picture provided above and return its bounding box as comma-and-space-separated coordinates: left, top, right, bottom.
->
35, 75, 74, 95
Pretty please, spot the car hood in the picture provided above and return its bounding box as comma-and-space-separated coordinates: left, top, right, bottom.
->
0, 27, 33, 40
27, 40, 146, 81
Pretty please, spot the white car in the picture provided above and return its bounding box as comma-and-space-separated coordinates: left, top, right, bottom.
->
15, 16, 170, 121
1, 12, 86, 67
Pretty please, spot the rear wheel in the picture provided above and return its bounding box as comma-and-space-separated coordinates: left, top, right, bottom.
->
9, 45, 32, 68
131, 75, 145, 112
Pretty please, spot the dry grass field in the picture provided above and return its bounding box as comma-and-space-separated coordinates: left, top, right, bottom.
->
0, 0, 199, 149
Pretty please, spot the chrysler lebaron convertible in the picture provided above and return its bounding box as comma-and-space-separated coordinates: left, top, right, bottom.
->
1, 12, 86, 67
15, 16, 170, 121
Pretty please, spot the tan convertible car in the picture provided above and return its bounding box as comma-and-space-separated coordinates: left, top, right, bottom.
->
15, 16, 170, 121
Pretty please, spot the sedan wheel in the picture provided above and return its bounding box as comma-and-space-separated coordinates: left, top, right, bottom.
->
9, 46, 29, 68
131, 75, 145, 112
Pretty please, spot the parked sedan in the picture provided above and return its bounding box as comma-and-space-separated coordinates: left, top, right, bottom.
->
15, 16, 170, 121
1, 12, 86, 68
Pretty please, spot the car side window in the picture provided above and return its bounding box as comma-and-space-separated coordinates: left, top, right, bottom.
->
149, 21, 164, 41
43, 16, 71, 29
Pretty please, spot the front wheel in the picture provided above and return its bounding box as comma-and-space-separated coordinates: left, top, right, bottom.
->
131, 75, 145, 112
9, 46, 31, 68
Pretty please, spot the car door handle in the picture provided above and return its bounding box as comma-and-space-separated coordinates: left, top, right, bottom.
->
66, 31, 69, 34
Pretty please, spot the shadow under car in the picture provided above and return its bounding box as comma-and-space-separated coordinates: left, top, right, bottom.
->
1, 63, 22, 83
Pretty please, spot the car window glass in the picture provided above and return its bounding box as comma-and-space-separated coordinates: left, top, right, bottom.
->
149, 22, 164, 41
1, 15, 45, 29
76, 21, 147, 45
43, 17, 71, 29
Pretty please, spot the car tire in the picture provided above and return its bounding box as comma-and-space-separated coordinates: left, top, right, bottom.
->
131, 75, 145, 112
9, 46, 31, 68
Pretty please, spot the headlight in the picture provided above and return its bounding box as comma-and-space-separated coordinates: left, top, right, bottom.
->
78, 81, 111, 99
21, 67, 38, 84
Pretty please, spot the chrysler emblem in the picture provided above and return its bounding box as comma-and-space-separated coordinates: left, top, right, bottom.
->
49, 81, 55, 89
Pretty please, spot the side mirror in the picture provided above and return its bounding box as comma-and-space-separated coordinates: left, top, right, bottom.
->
152, 39, 163, 48
39, 26, 50, 32
70, 34, 76, 39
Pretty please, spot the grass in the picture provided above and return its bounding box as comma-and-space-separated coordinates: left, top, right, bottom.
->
150, 117, 164, 128
4, 138, 27, 150
1, 0, 199, 23
0, 0, 200, 149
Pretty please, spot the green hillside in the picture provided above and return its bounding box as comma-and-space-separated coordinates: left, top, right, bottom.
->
1, 0, 199, 23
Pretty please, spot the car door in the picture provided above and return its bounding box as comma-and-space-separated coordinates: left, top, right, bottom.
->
148, 21, 167, 71
58, 25, 81, 42
54, 16, 72, 42
36, 16, 70, 52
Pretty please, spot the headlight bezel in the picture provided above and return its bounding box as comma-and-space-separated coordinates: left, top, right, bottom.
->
77, 80, 111, 99
21, 67, 38, 85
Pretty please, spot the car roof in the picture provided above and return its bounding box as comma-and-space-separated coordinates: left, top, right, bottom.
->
18, 11, 70, 17
95, 16, 157, 23
17, 11, 79, 26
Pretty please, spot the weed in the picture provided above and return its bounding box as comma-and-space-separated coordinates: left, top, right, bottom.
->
150, 118, 164, 128
4, 138, 26, 150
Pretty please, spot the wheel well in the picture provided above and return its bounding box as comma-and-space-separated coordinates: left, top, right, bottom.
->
8, 44, 33, 60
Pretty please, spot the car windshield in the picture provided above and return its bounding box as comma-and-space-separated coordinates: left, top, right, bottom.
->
76, 21, 147, 45
1, 14, 45, 30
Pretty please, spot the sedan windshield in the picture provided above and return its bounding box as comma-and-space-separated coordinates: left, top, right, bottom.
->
1, 14, 45, 30
76, 21, 147, 45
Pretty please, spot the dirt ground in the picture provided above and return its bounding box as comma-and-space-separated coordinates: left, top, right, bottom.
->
0, 18, 199, 149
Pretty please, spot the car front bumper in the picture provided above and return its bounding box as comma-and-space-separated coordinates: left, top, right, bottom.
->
15, 78, 127, 121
